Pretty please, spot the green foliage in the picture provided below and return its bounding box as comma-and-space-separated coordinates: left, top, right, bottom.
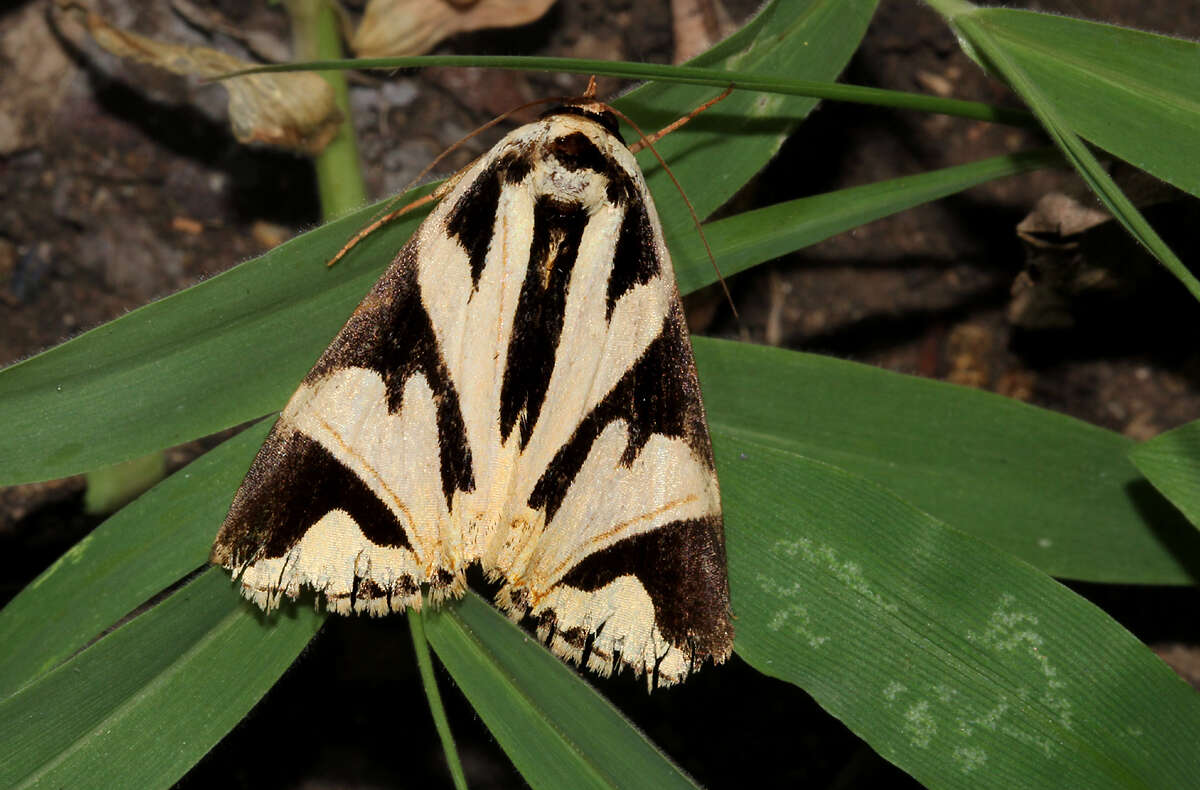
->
933, 0, 1200, 299
3, 0, 1199, 788
1131, 420, 1200, 530
724, 441, 1200, 789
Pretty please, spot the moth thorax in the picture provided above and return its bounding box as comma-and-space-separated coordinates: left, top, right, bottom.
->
537, 152, 612, 209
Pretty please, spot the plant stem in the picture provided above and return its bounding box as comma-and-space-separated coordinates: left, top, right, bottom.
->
285, 0, 366, 220
409, 609, 470, 790
223, 54, 1039, 129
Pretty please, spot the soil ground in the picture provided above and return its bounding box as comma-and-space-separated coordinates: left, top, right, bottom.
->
2, 0, 1198, 787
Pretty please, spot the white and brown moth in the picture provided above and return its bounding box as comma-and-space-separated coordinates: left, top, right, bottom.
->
211, 94, 733, 687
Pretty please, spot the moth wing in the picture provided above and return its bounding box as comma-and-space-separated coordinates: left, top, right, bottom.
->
479, 153, 732, 687
212, 107, 734, 687
210, 229, 480, 614
508, 303, 733, 687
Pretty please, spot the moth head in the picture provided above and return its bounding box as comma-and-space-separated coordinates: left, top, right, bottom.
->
539, 103, 625, 144
525, 107, 638, 208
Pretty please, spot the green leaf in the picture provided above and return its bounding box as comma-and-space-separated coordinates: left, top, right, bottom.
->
695, 338, 1200, 585
0, 568, 323, 790
721, 437, 1200, 789
10, 382, 1196, 789
4, 163, 1189, 692
9, 340, 1191, 786
407, 611, 469, 790
82, 452, 166, 515
933, 1, 1200, 301
0, 1, 884, 784
963, 8, 1200, 199
572, 0, 882, 273
0, 146, 1051, 487
0, 424, 694, 790
675, 149, 1060, 293
1130, 420, 1200, 530
0, 0, 877, 487
0, 421, 272, 698
424, 595, 698, 790
0, 199, 423, 486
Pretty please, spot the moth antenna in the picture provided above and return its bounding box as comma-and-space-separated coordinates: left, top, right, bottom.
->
327, 80, 603, 269
606, 92, 739, 319
626, 85, 733, 154
326, 190, 440, 268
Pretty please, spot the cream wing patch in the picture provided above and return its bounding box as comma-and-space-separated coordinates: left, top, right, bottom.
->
212, 102, 733, 687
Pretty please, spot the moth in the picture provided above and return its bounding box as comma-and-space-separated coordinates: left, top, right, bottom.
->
211, 92, 733, 687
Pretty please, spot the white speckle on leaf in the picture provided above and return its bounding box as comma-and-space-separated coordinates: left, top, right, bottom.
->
882, 681, 907, 702
757, 573, 830, 648
931, 683, 957, 704
904, 701, 937, 748
967, 594, 1072, 730
953, 746, 988, 773
770, 538, 897, 613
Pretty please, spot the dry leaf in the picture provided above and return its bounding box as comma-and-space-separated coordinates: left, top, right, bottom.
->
945, 323, 993, 390
63, 4, 342, 155
0, 9, 74, 155
352, 0, 556, 58
1016, 192, 1112, 249
1008, 183, 1180, 330
1010, 193, 1124, 330
671, 0, 735, 64
169, 0, 293, 64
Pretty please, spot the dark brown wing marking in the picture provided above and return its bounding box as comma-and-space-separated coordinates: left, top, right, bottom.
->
527, 299, 713, 525
605, 198, 661, 321
445, 150, 535, 289
558, 514, 732, 662
212, 431, 413, 568
304, 242, 475, 508
498, 196, 590, 449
